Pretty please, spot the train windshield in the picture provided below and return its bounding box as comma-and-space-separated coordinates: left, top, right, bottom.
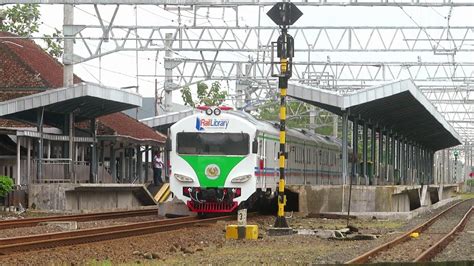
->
177, 132, 249, 155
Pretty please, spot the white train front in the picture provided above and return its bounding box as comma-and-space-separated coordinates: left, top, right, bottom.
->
169, 107, 344, 213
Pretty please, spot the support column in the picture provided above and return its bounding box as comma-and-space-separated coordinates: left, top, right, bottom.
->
37, 109, 44, 182
447, 150, 451, 183
370, 125, 376, 185
120, 150, 125, 183
352, 118, 358, 184
99, 141, 105, 183
144, 146, 149, 183
68, 113, 75, 182
396, 137, 401, 180
110, 144, 116, 182
333, 114, 338, 137
46, 140, 51, 159
136, 146, 143, 183
378, 127, 383, 183
89, 118, 97, 183
164, 33, 173, 112
391, 133, 396, 184
385, 131, 389, 183
362, 121, 368, 185
341, 112, 349, 185
27, 138, 31, 184
16, 136, 21, 186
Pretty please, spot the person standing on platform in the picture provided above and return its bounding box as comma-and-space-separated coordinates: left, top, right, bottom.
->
153, 151, 164, 186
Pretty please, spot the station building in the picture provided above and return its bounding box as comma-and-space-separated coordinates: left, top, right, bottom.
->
0, 32, 165, 211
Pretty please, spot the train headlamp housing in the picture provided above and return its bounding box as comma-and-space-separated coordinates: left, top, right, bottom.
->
174, 173, 193, 182
231, 174, 252, 183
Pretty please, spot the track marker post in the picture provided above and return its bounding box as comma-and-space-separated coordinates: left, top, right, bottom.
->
267, 2, 302, 236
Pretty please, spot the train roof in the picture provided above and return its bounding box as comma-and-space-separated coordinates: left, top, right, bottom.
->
228, 110, 340, 149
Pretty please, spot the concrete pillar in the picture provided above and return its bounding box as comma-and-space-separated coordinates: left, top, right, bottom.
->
16, 136, 21, 186
99, 141, 105, 183
37, 109, 44, 182
390, 133, 395, 183
68, 113, 75, 182
144, 146, 149, 183
396, 137, 400, 178
309, 107, 316, 133
385, 131, 389, 183
81, 144, 85, 162
89, 118, 97, 183
447, 150, 451, 183
164, 33, 173, 112
370, 126, 376, 185
110, 144, 116, 182
378, 127, 383, 183
27, 138, 31, 184
136, 146, 142, 183
362, 121, 368, 185
333, 114, 338, 137
120, 150, 125, 182
341, 112, 349, 185
352, 118, 358, 183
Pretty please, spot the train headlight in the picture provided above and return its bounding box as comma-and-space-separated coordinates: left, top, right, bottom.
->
174, 173, 193, 182
231, 174, 252, 183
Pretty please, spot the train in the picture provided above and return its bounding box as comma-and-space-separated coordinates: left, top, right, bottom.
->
168, 106, 345, 213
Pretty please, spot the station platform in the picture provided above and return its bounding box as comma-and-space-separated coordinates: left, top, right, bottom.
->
28, 183, 158, 212
288, 184, 459, 216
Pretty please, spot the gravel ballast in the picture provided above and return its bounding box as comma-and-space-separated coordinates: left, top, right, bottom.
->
0, 197, 471, 264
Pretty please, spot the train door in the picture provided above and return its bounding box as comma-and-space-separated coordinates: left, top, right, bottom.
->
260, 133, 267, 189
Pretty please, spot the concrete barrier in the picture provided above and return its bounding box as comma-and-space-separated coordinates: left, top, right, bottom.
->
287, 184, 460, 216
29, 183, 157, 212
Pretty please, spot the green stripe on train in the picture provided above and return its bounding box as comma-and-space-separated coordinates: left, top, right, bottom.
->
179, 155, 245, 187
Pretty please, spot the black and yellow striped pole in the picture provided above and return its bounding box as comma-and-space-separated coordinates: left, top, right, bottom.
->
267, 2, 302, 233
276, 42, 289, 228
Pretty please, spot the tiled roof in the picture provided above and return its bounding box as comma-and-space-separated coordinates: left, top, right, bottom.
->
0, 32, 81, 88
97, 112, 166, 143
0, 32, 164, 144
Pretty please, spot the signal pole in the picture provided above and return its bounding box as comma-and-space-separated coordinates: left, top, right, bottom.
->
267, 2, 302, 235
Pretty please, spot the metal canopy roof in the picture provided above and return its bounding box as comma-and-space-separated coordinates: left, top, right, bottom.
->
0, 83, 142, 127
288, 79, 462, 151
140, 109, 195, 131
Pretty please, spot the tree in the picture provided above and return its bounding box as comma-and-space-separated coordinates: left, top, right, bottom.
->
0, 176, 13, 197
0, 4, 63, 57
180, 81, 228, 107
256, 98, 336, 135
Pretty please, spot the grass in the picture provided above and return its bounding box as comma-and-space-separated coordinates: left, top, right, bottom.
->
458, 192, 474, 199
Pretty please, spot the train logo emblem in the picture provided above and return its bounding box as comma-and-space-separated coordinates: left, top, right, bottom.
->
196, 117, 229, 131
205, 164, 220, 179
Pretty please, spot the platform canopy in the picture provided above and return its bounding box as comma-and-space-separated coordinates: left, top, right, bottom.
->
0, 82, 142, 127
141, 109, 195, 131
288, 79, 461, 151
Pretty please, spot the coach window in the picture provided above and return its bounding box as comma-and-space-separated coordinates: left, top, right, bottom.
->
177, 132, 249, 155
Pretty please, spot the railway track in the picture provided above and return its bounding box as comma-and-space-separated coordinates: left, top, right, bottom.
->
0, 215, 233, 255
0, 208, 158, 230
346, 198, 473, 264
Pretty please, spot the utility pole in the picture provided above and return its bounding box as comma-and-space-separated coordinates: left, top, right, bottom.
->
267, 2, 302, 235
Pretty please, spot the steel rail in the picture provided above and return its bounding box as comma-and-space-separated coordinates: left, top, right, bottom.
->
0, 208, 158, 230
0, 215, 232, 255
345, 199, 471, 264
414, 206, 473, 262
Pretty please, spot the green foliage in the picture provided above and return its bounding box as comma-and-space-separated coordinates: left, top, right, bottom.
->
0, 4, 63, 57
256, 100, 336, 135
180, 81, 228, 107
467, 179, 474, 187
0, 176, 13, 197
0, 4, 40, 36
